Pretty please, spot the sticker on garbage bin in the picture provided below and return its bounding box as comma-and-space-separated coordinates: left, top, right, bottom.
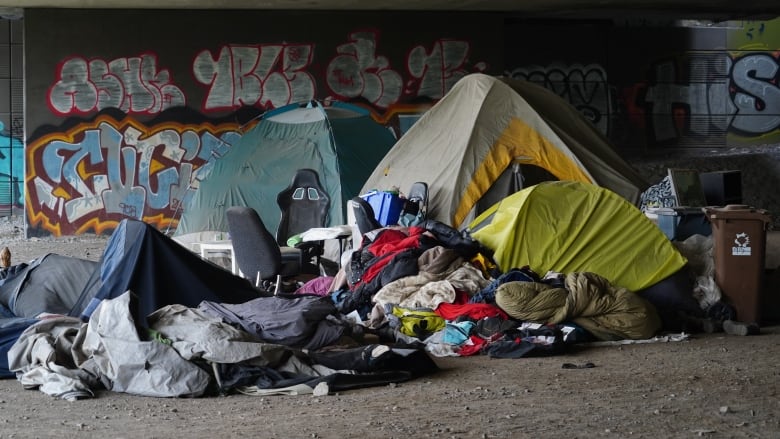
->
732, 232, 751, 256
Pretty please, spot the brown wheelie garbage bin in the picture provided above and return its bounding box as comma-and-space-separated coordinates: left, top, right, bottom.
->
704, 205, 772, 324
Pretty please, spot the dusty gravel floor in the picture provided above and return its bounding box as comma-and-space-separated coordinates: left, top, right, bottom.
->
1, 216, 779, 439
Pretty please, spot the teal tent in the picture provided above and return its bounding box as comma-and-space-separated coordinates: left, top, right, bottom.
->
175, 101, 396, 237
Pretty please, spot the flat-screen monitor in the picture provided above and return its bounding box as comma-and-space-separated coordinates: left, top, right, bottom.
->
667, 168, 708, 207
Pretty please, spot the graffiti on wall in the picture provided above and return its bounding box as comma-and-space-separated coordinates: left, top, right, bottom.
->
506, 63, 611, 135
326, 31, 402, 108
48, 53, 186, 116
31, 31, 488, 236
191, 31, 485, 111
48, 32, 486, 117
506, 52, 780, 146
407, 37, 487, 100
0, 122, 24, 207
730, 19, 779, 48
193, 43, 317, 110
643, 52, 780, 142
26, 115, 241, 236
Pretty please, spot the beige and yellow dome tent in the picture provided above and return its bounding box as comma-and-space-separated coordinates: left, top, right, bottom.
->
361, 73, 648, 230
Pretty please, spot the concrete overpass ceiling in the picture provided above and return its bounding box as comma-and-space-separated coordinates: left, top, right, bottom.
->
0, 0, 777, 21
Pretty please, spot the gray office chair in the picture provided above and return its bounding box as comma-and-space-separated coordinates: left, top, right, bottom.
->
226, 206, 314, 294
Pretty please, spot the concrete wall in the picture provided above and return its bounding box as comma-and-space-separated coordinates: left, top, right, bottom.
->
17, 10, 780, 236
0, 18, 23, 215
22, 9, 504, 236
504, 18, 780, 153
502, 17, 780, 227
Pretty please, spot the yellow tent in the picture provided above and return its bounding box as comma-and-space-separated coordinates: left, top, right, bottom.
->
469, 181, 687, 292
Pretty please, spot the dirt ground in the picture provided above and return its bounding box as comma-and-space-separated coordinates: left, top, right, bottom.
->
2, 225, 780, 439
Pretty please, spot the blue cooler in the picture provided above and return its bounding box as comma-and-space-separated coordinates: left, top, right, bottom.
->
361, 190, 405, 226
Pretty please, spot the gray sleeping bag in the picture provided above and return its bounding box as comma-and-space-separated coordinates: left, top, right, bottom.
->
0, 254, 98, 318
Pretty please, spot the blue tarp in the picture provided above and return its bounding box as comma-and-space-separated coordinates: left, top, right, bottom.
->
0, 318, 38, 378
73, 219, 263, 326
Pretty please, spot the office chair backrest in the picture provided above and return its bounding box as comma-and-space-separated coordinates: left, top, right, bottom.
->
226, 206, 282, 282
350, 196, 383, 235
276, 168, 330, 246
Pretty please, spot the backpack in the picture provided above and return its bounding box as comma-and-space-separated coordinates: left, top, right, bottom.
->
387, 304, 446, 339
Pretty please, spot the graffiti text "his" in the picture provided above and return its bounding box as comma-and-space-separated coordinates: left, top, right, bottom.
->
645, 53, 780, 139
48, 53, 186, 116
193, 44, 316, 111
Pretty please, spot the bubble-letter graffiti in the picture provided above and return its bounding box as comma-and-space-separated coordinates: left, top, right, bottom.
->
732, 54, 780, 134
194, 44, 316, 111
48, 53, 185, 115
326, 31, 402, 108
407, 39, 481, 100
26, 116, 243, 236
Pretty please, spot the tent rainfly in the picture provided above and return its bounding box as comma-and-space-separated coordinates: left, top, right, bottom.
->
468, 180, 687, 292
361, 73, 648, 230
176, 101, 397, 237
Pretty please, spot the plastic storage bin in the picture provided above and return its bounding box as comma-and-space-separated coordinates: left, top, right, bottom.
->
704, 205, 772, 324
655, 208, 678, 240
361, 191, 405, 226
655, 207, 711, 241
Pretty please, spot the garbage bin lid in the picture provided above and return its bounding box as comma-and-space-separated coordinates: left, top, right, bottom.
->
704, 204, 772, 222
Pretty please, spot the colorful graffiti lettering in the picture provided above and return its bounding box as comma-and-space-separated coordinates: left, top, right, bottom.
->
407, 39, 486, 100
47, 32, 488, 118
25, 116, 241, 236
189, 33, 486, 111
326, 31, 402, 108
48, 53, 186, 116
193, 43, 317, 110
643, 52, 780, 141
506, 53, 780, 142
30, 32, 487, 236
732, 54, 780, 133
324, 32, 485, 106
0, 121, 24, 207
